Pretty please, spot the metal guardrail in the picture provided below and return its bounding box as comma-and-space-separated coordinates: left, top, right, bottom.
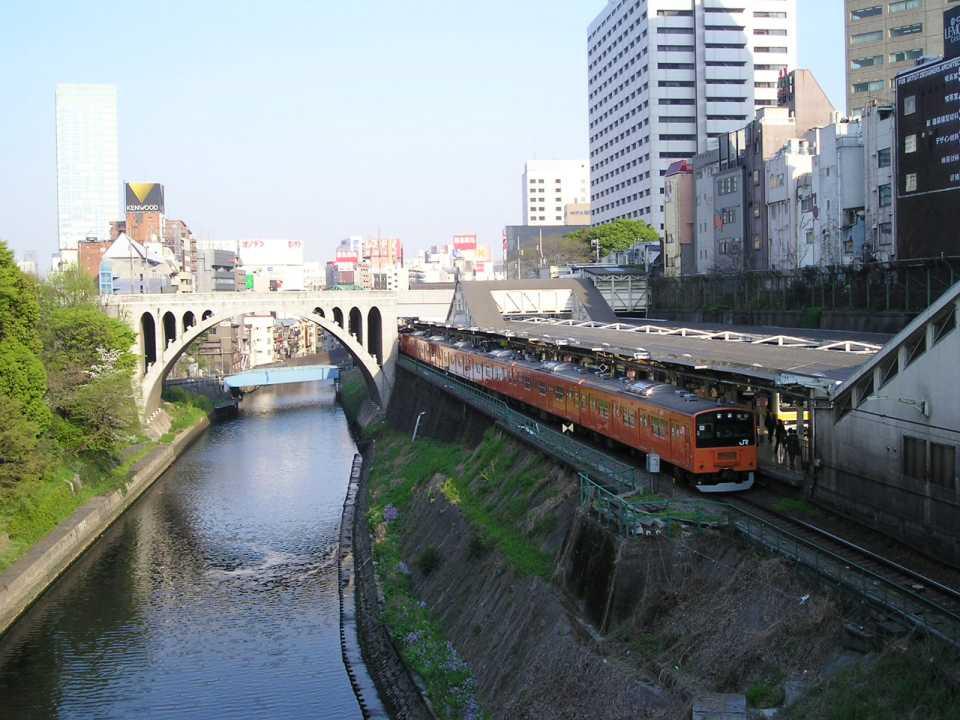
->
398, 355, 649, 493
401, 353, 960, 648
578, 474, 726, 535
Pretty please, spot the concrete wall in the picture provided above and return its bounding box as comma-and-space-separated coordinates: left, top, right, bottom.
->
815, 303, 960, 564
0, 417, 210, 635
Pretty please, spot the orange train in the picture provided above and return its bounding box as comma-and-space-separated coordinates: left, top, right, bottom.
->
400, 332, 757, 493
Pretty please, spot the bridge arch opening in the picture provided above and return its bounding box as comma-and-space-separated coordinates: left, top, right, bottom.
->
332, 307, 344, 328
367, 307, 383, 365
162, 311, 177, 350
313, 307, 325, 318
140, 306, 388, 416
183, 311, 196, 333
141, 312, 157, 374
348, 307, 363, 347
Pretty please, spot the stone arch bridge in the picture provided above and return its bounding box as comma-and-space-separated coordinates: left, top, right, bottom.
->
101, 290, 451, 418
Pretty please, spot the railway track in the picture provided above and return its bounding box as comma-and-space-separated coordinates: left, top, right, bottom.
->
725, 495, 960, 648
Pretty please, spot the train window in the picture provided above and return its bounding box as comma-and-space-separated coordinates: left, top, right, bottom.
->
599, 400, 609, 419
651, 418, 666, 438
523, 376, 532, 390
696, 412, 754, 448
623, 410, 636, 427
554, 387, 565, 401
538, 383, 547, 396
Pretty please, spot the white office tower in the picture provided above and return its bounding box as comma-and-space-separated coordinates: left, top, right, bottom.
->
588, 0, 797, 231
522, 160, 591, 226
55, 84, 120, 265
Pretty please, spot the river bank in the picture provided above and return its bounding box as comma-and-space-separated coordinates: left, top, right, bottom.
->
345, 366, 960, 720
0, 410, 210, 636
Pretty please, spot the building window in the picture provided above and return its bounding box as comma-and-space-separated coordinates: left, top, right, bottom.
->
878, 147, 891, 168
890, 23, 922, 39
879, 184, 892, 207
851, 6, 882, 20
889, 0, 921, 13
753, 235, 762, 250
905, 173, 918, 192
851, 30, 883, 45
903, 95, 916, 115
879, 222, 893, 245
890, 48, 923, 64
931, 443, 957, 488
905, 134, 917, 154
851, 55, 884, 69
853, 80, 885, 93
903, 436, 927, 479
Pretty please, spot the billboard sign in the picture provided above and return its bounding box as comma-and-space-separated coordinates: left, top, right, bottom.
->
453, 234, 477, 252
946, 6, 960, 60
125, 182, 165, 213
238, 238, 304, 267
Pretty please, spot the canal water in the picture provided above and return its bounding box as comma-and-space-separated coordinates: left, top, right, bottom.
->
0, 383, 363, 719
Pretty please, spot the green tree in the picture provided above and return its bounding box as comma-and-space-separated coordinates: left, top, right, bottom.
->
43, 264, 99, 309
0, 394, 44, 489
42, 305, 139, 456
43, 305, 137, 384
0, 241, 42, 353
0, 339, 48, 427
565, 219, 660, 260
56, 372, 139, 455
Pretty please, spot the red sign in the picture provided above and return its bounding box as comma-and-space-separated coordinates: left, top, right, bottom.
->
453, 234, 477, 251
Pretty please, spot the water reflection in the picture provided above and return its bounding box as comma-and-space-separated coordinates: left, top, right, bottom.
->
0, 382, 361, 719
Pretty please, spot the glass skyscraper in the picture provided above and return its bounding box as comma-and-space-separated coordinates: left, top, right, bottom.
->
55, 83, 120, 265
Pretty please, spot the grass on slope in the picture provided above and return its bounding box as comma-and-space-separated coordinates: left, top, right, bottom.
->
0, 399, 204, 574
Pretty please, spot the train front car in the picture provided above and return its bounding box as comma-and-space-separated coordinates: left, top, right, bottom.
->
690, 408, 757, 493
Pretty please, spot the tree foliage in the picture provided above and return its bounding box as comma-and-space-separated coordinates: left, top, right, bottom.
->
0, 394, 44, 489
0, 242, 41, 353
0, 339, 49, 427
43, 264, 99, 309
55, 372, 139, 455
565, 219, 661, 260
43, 305, 137, 383
42, 306, 138, 457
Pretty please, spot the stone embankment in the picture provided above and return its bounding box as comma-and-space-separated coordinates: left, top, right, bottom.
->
0, 416, 210, 635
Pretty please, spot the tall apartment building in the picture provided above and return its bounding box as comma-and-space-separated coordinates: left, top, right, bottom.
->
845, 0, 958, 114
55, 84, 120, 266
522, 160, 590, 226
587, 0, 797, 233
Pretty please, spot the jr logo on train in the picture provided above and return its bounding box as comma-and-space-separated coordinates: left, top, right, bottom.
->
400, 332, 757, 493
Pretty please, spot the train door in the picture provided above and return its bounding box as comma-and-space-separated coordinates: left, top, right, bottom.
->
567, 387, 582, 425
671, 420, 692, 469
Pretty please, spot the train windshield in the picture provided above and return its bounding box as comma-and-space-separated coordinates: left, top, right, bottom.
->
696, 411, 754, 448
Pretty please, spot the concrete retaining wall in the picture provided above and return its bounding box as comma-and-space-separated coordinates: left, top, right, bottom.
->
0, 417, 210, 636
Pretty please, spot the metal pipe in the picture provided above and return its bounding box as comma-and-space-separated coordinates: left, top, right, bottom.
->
411, 411, 427, 442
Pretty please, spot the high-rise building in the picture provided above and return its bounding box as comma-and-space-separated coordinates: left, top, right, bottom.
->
845, 0, 955, 115
522, 160, 590, 226
55, 84, 120, 265
587, 1, 797, 232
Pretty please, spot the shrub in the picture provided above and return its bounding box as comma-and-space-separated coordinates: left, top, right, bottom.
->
416, 546, 442, 576
467, 532, 492, 560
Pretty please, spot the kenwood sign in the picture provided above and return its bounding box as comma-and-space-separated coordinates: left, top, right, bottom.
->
125, 182, 165, 213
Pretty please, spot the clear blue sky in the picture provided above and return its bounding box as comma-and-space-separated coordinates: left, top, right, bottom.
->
0, 0, 843, 268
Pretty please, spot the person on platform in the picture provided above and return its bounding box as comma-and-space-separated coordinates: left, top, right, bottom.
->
774, 420, 787, 462
786, 428, 801, 471
764, 412, 776, 445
